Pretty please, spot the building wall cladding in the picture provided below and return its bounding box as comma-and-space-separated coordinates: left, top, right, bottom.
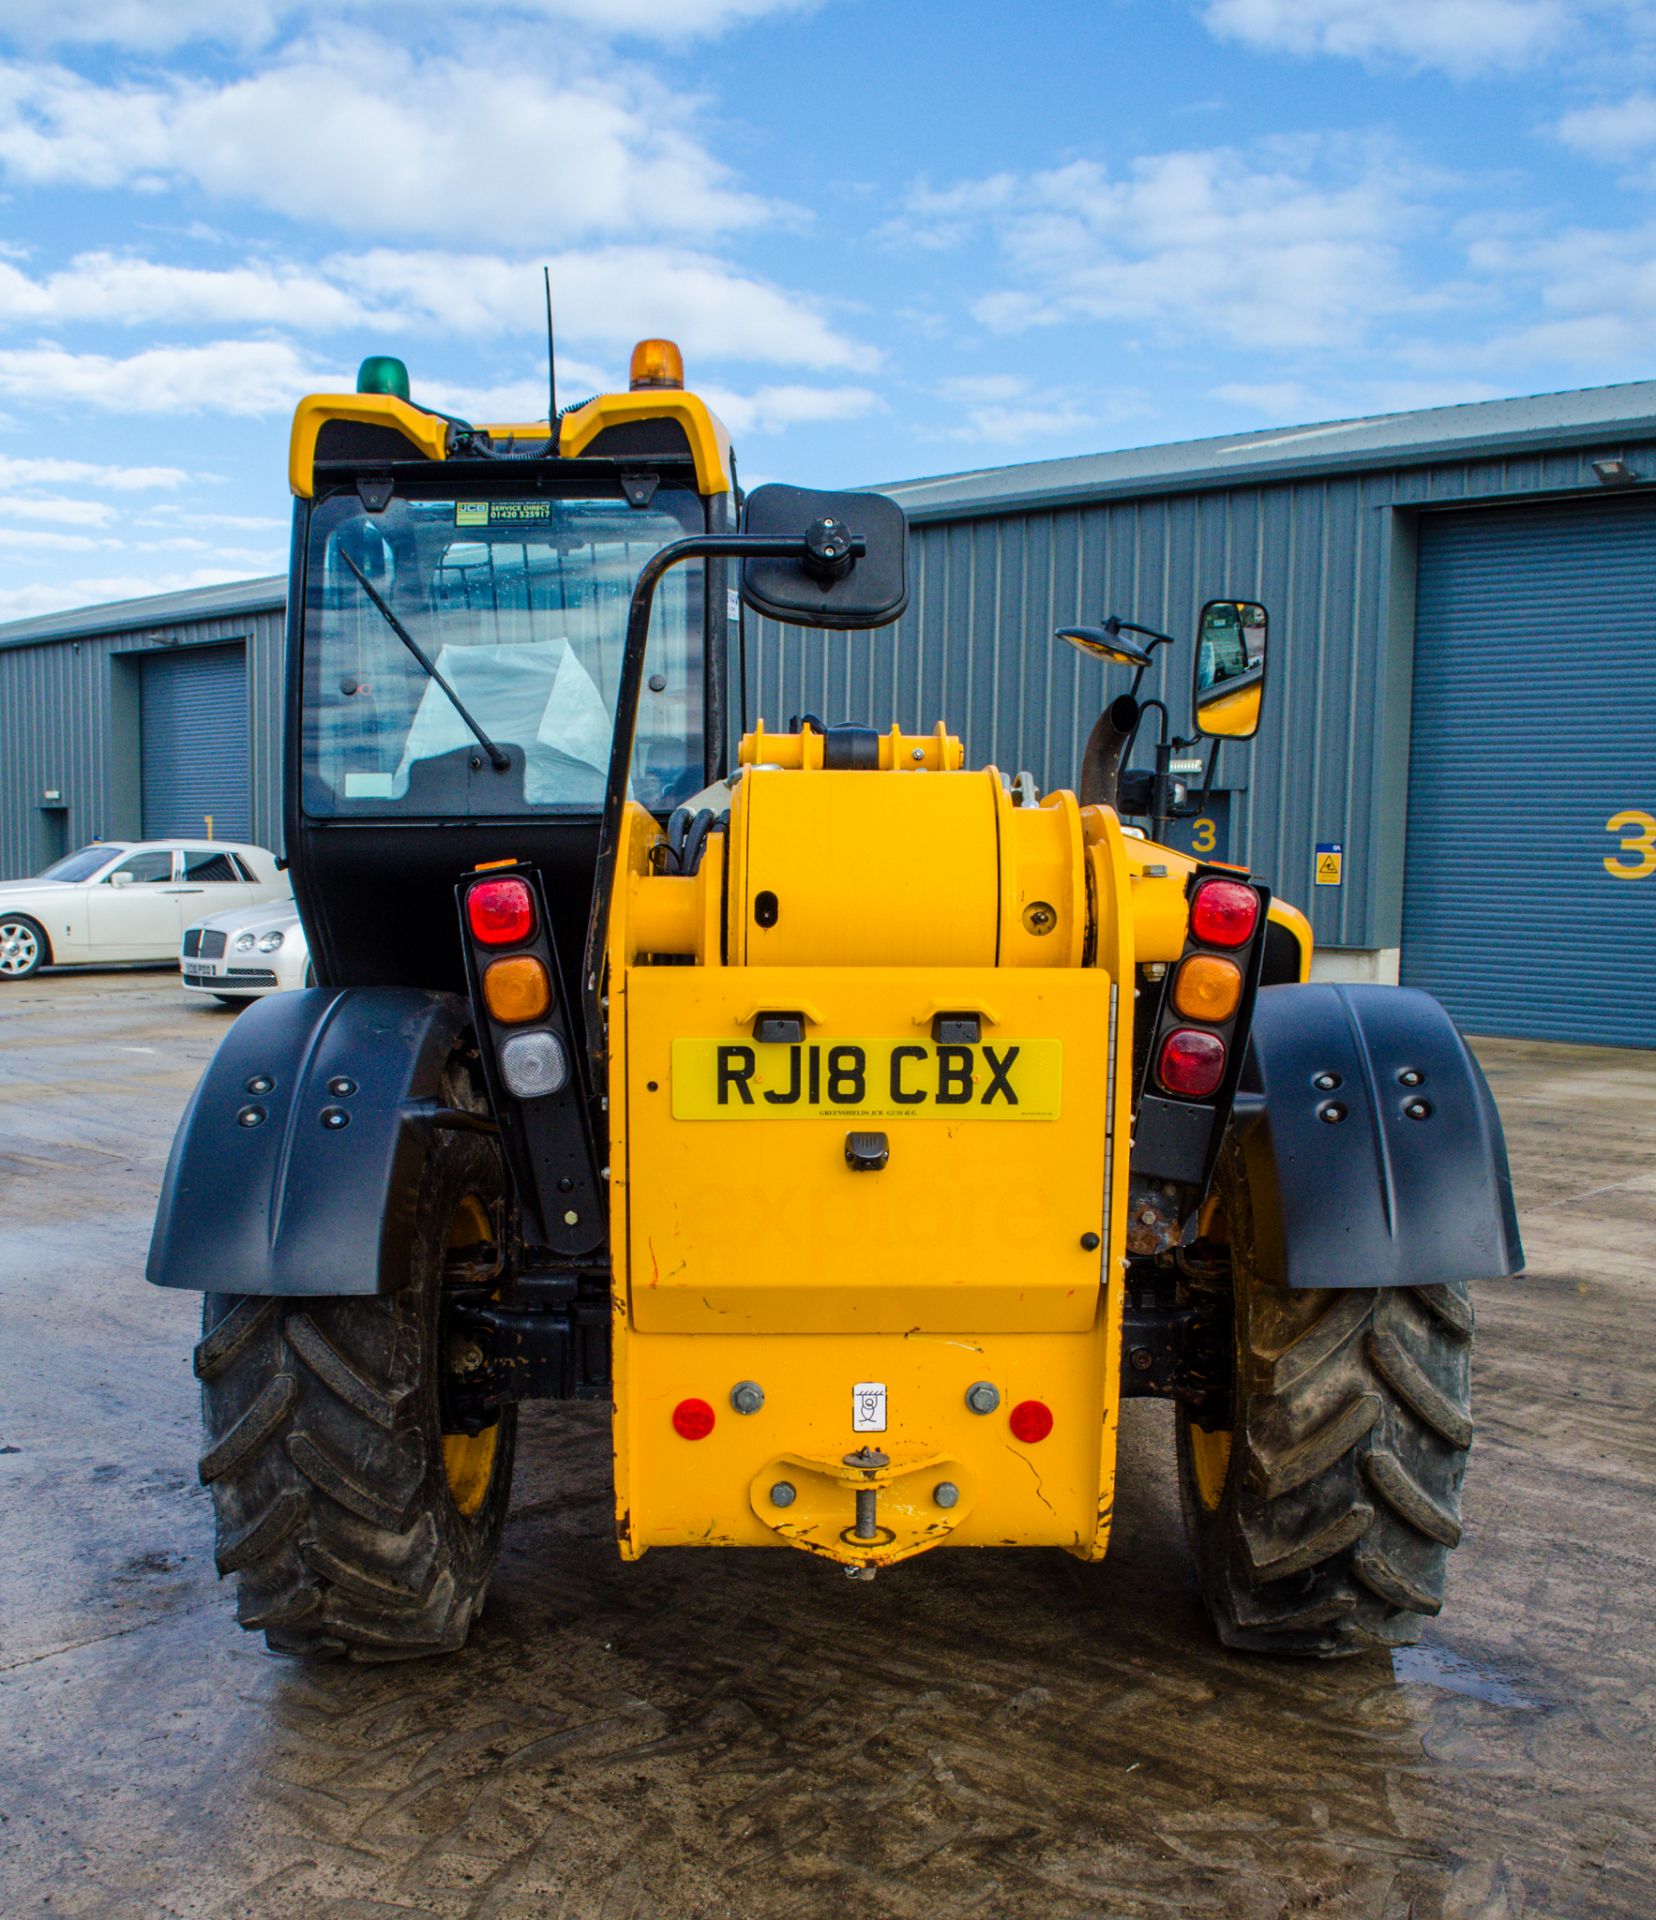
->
0, 596, 285, 879
754, 434, 1656, 953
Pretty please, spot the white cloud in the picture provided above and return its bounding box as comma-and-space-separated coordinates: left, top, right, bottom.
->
1461, 221, 1656, 366
0, 339, 345, 414
900, 144, 1428, 353
1555, 92, 1656, 161
0, 250, 382, 331
1200, 0, 1574, 76
0, 492, 116, 524
0, 453, 188, 489
0, 244, 876, 373
336, 247, 878, 369
0, 525, 103, 550
697, 382, 882, 434
0, 567, 276, 621
0, 43, 771, 243
932, 372, 1151, 447
0, 0, 811, 52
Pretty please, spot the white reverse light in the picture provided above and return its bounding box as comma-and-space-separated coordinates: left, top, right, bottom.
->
499, 1029, 568, 1100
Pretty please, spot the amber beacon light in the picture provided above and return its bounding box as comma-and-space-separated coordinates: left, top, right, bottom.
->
629, 338, 685, 390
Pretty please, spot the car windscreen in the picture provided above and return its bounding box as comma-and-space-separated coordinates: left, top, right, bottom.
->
36, 846, 117, 883
300, 489, 706, 819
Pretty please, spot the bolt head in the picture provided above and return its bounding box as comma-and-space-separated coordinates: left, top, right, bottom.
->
1080, 1231, 1101, 1252
321, 1106, 350, 1129
730, 1380, 765, 1415
933, 1481, 961, 1509
1130, 1346, 1155, 1372
1318, 1102, 1347, 1125
1405, 1099, 1431, 1120
769, 1480, 796, 1508
244, 1074, 274, 1096
236, 1105, 265, 1128
563, 1209, 579, 1225
965, 1381, 1000, 1415
327, 1076, 357, 1098
1313, 1071, 1340, 1091
1398, 1068, 1423, 1088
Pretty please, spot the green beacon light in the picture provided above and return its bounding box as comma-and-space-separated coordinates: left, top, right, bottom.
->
356, 354, 410, 401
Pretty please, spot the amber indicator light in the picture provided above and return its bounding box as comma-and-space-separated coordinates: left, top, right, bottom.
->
1173, 953, 1243, 1023
483, 955, 552, 1024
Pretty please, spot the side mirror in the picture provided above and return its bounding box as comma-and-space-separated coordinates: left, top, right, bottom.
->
739, 484, 908, 631
1193, 599, 1267, 739
108, 869, 135, 887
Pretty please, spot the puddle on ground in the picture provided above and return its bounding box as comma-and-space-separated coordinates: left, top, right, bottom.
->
1392, 1641, 1538, 1710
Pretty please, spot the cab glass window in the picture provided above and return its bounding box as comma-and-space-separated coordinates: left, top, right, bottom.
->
301, 490, 706, 819
182, 850, 241, 883
111, 850, 174, 884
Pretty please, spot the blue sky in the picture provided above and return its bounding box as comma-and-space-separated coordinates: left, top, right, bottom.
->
4, 0, 1656, 617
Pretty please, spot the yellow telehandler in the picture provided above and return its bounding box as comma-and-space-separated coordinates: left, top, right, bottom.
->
150, 340, 1521, 1659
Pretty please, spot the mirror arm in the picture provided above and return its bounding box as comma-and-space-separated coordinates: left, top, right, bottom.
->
582, 531, 863, 1084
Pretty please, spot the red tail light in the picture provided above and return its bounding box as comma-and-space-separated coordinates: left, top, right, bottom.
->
467, 877, 535, 946
1190, 878, 1258, 949
1009, 1400, 1054, 1443
672, 1398, 715, 1440
1158, 1028, 1226, 1098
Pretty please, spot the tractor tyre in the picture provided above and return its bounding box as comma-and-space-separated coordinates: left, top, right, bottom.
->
194, 1128, 516, 1660
1176, 1144, 1474, 1657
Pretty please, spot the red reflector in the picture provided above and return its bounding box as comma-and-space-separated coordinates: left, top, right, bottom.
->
467, 877, 535, 946
1158, 1027, 1227, 1098
1009, 1399, 1054, 1443
672, 1397, 715, 1440
1190, 878, 1258, 949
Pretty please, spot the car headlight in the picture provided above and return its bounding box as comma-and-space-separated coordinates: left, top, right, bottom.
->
258, 930, 285, 953
234, 932, 256, 953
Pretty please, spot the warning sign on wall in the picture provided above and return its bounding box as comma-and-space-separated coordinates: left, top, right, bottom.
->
1315, 842, 1344, 887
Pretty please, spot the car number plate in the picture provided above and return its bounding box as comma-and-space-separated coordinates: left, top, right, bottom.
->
669, 1037, 1062, 1120
183, 964, 216, 980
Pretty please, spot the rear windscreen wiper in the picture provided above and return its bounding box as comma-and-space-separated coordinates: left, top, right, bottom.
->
337, 549, 511, 771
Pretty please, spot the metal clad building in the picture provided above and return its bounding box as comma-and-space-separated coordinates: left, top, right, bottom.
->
3, 379, 1653, 1042
0, 577, 285, 875
753, 381, 1656, 1043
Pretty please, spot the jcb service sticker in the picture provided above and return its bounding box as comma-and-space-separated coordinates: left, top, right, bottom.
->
670, 1038, 1062, 1120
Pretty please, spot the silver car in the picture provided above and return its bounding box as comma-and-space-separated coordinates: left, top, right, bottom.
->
181, 902, 312, 1005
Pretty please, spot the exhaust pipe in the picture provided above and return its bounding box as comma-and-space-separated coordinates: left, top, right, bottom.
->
1079, 692, 1141, 810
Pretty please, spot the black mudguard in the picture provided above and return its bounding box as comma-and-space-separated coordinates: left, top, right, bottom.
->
1230, 983, 1523, 1290
148, 987, 480, 1296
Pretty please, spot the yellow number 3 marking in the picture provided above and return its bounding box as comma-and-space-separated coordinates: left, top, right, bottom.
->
1604, 809, 1656, 879
1191, 817, 1217, 854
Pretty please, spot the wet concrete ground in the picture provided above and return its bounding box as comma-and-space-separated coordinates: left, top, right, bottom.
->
2, 969, 1653, 1919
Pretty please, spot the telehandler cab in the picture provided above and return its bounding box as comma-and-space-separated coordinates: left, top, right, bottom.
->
150, 340, 1522, 1660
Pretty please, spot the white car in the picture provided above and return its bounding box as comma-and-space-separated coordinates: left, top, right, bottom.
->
181, 902, 312, 1005
0, 840, 288, 981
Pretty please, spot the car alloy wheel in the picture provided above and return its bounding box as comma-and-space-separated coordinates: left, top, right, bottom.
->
0, 918, 43, 978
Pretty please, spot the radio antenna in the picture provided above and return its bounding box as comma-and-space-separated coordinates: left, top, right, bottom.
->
543, 265, 558, 423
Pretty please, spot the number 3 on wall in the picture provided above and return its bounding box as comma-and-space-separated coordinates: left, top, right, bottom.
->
1191, 817, 1217, 854
1604, 809, 1656, 879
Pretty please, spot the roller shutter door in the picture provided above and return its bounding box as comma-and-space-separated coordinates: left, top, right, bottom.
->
139, 643, 251, 841
1402, 496, 1656, 1046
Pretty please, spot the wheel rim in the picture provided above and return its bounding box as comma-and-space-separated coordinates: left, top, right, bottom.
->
441, 1190, 500, 1517
1187, 1419, 1233, 1512
0, 921, 39, 975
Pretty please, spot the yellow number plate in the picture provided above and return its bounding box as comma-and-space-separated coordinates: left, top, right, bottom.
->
670, 1038, 1062, 1120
